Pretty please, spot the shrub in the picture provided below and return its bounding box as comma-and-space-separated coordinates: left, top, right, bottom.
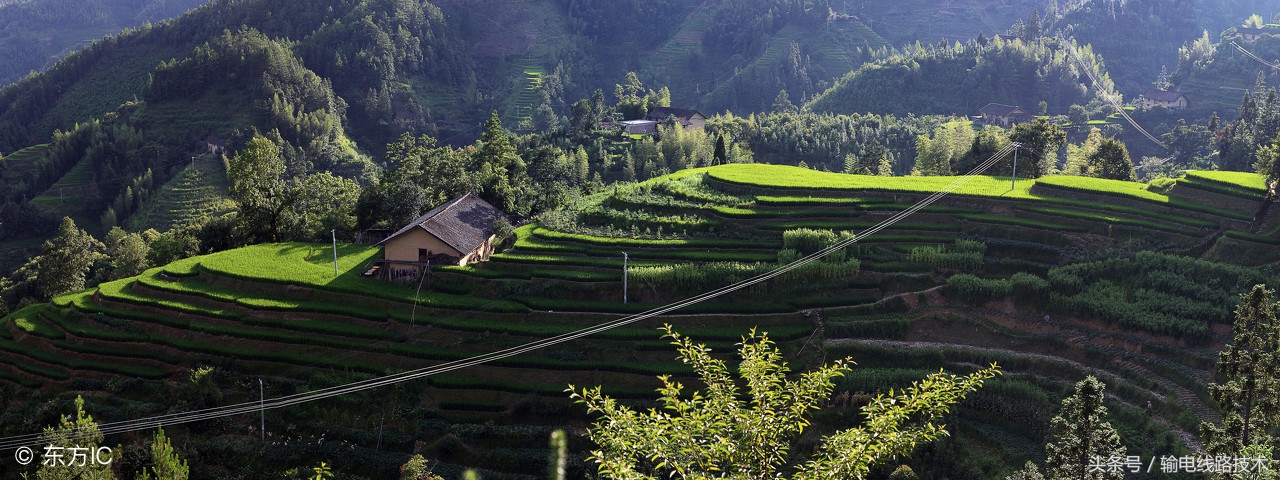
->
945, 274, 1010, 304
1010, 272, 1049, 305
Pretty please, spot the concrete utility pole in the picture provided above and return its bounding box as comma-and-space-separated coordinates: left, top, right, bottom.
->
331, 229, 338, 277
258, 379, 264, 441
1010, 143, 1020, 190
622, 252, 628, 304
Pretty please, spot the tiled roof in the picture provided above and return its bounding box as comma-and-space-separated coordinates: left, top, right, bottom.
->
377, 193, 503, 254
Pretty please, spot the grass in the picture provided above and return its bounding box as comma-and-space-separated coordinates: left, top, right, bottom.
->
1034, 176, 1252, 221
709, 164, 1038, 198
1014, 206, 1199, 235
757, 221, 960, 232
6, 304, 66, 340
530, 225, 774, 249
956, 213, 1087, 232
126, 154, 235, 231
514, 230, 776, 263
1182, 171, 1267, 193
756, 195, 895, 206
196, 243, 527, 313
706, 164, 1250, 221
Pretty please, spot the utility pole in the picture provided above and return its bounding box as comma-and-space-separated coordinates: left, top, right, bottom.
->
190, 156, 195, 170
258, 379, 264, 441
1010, 143, 1020, 190
622, 252, 628, 304
331, 229, 339, 277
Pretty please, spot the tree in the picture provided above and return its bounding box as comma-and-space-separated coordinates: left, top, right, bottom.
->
1255, 134, 1280, 187
1086, 137, 1135, 180
773, 90, 798, 113
1068, 105, 1089, 126
399, 454, 445, 480
28, 396, 116, 480
713, 135, 728, 166
227, 136, 288, 242
37, 217, 103, 298
1045, 376, 1127, 480
473, 112, 533, 216
135, 427, 188, 480
1201, 284, 1280, 457
104, 227, 150, 280
1006, 461, 1046, 480
569, 325, 1001, 479
287, 172, 360, 241
1008, 118, 1066, 177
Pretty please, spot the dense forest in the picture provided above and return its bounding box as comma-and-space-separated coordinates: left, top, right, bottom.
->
0, 0, 206, 85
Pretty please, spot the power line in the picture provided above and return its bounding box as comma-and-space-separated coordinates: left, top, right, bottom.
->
0, 144, 1020, 450
1230, 41, 1280, 70
1064, 42, 1166, 149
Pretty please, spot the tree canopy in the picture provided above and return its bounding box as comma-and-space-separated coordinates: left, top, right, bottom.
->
570, 325, 1000, 479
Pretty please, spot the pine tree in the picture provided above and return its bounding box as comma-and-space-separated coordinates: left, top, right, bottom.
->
1201, 284, 1280, 457
713, 135, 728, 165
1045, 376, 1126, 480
135, 427, 189, 480
37, 217, 104, 298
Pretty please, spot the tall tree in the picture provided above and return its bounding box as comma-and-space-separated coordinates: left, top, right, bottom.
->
1045, 376, 1127, 480
570, 325, 1000, 479
1086, 137, 1135, 181
1201, 284, 1280, 457
29, 396, 116, 480
37, 217, 103, 298
135, 427, 189, 480
1255, 134, 1280, 188
227, 136, 288, 242
474, 112, 533, 216
1008, 118, 1067, 178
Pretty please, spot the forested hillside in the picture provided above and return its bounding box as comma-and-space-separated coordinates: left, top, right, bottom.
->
805, 36, 1104, 117
0, 0, 206, 86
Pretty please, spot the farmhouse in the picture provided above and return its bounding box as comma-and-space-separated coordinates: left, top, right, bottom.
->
646, 107, 707, 131
978, 103, 1032, 127
200, 136, 227, 155
375, 193, 505, 278
1141, 90, 1188, 110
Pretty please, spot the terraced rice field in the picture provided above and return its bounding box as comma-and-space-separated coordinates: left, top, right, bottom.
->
1, 143, 50, 179
1, 163, 1262, 476
126, 154, 236, 231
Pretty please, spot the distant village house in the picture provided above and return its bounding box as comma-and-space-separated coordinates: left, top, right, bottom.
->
374, 193, 505, 280
978, 103, 1033, 127
1141, 90, 1188, 110
647, 107, 707, 131
200, 136, 227, 155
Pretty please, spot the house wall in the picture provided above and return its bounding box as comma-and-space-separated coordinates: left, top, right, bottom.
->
384, 229, 461, 265
458, 235, 497, 267
686, 115, 707, 131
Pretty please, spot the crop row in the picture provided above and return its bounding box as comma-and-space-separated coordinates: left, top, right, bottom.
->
755, 195, 896, 206
1223, 230, 1280, 245
1033, 177, 1251, 221
193, 244, 528, 313
1014, 205, 1198, 235
73, 291, 712, 377
0, 334, 167, 379
6, 304, 66, 340
511, 296, 797, 315
758, 221, 960, 232
956, 213, 1086, 232
514, 231, 777, 262
1181, 171, 1267, 193
530, 226, 774, 249
1176, 176, 1266, 202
